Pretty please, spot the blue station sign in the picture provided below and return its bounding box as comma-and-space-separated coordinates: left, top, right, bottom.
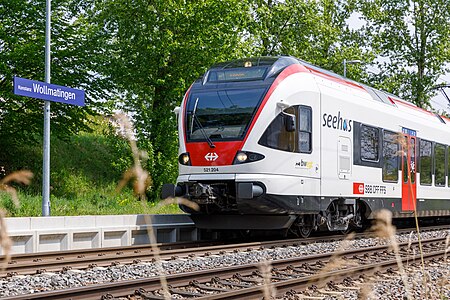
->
13, 76, 85, 106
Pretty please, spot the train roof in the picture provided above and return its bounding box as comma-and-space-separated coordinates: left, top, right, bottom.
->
204, 56, 449, 126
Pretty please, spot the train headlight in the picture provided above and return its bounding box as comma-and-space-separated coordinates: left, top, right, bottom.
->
233, 151, 265, 165
236, 152, 248, 162
178, 152, 191, 166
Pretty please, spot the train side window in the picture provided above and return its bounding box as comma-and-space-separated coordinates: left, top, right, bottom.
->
258, 106, 298, 152
419, 139, 432, 185
360, 125, 379, 162
448, 147, 450, 187
434, 143, 446, 186
299, 106, 312, 153
382, 131, 398, 182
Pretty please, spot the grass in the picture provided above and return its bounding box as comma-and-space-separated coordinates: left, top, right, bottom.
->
0, 116, 182, 217
0, 190, 182, 217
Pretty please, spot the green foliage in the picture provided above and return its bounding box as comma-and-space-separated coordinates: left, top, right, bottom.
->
3, 0, 448, 214
0, 190, 182, 217
244, 0, 375, 81
0, 0, 116, 149
0, 116, 183, 216
358, 0, 450, 107
0, 116, 129, 194
88, 0, 251, 200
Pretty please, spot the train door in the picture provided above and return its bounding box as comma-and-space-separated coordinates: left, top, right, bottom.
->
401, 128, 417, 211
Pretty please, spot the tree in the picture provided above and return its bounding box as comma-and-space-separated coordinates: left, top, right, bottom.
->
0, 0, 111, 146
90, 0, 250, 199
245, 0, 375, 81
359, 0, 450, 107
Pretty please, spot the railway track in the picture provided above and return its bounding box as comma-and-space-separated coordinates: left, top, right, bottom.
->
2, 225, 448, 277
3, 234, 448, 299
1, 234, 342, 277
1, 225, 449, 299
1, 239, 222, 277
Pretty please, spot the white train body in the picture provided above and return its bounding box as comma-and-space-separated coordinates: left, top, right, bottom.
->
162, 56, 450, 233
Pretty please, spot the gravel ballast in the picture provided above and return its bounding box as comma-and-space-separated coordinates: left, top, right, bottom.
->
1, 229, 449, 297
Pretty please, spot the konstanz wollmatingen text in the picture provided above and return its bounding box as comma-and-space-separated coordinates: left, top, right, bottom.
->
18, 83, 77, 101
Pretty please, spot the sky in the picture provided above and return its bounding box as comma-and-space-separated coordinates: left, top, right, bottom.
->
431, 71, 450, 113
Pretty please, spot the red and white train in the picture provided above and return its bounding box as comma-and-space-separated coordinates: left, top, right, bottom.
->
162, 56, 450, 237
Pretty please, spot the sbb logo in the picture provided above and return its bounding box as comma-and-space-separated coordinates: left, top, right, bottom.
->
204, 152, 219, 161
353, 182, 364, 195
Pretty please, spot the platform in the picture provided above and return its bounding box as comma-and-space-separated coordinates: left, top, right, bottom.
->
3, 214, 197, 254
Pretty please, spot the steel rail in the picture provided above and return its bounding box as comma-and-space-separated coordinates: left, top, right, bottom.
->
3, 236, 448, 300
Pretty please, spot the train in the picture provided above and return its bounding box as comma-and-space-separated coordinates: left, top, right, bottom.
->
162, 56, 450, 237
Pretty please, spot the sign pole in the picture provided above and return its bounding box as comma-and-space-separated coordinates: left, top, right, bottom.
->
13, 1, 84, 217
42, 0, 51, 216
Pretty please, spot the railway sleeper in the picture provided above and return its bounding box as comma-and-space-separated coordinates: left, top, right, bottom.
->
233, 273, 261, 284
190, 280, 229, 292
133, 288, 166, 300
273, 270, 304, 277
252, 270, 285, 280
211, 277, 252, 288
287, 265, 316, 274
168, 287, 203, 297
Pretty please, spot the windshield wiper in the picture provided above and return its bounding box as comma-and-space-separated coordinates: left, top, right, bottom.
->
190, 98, 215, 148
193, 115, 216, 148
190, 98, 199, 136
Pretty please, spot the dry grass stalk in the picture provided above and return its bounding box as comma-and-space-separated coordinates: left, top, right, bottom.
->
357, 274, 376, 300
406, 231, 413, 266
156, 197, 199, 212
112, 114, 170, 299
396, 133, 427, 296
0, 170, 33, 206
372, 209, 412, 300
313, 233, 359, 289
0, 170, 33, 269
0, 210, 12, 270
445, 235, 450, 262
439, 235, 450, 298
113, 114, 152, 200
259, 259, 276, 299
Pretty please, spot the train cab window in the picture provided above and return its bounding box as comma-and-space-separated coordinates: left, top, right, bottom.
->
434, 143, 446, 186
382, 131, 399, 182
419, 139, 432, 185
299, 106, 312, 153
360, 125, 379, 161
259, 105, 312, 153
259, 106, 298, 152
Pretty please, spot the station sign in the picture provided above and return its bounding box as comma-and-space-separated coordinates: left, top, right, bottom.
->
13, 76, 85, 106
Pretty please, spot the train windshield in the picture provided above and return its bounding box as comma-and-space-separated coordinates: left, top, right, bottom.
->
185, 88, 266, 141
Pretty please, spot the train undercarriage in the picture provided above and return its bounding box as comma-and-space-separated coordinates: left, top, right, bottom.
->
163, 181, 369, 238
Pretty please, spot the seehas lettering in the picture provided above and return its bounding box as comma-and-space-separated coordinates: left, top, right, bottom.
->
322, 111, 352, 132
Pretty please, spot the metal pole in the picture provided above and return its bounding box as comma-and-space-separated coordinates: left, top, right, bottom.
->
343, 59, 362, 78
42, 0, 51, 216
343, 59, 347, 77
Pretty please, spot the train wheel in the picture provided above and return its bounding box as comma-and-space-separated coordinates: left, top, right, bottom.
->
299, 226, 313, 238
339, 227, 353, 235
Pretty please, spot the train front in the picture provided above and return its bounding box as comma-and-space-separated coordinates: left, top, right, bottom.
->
162, 57, 303, 230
